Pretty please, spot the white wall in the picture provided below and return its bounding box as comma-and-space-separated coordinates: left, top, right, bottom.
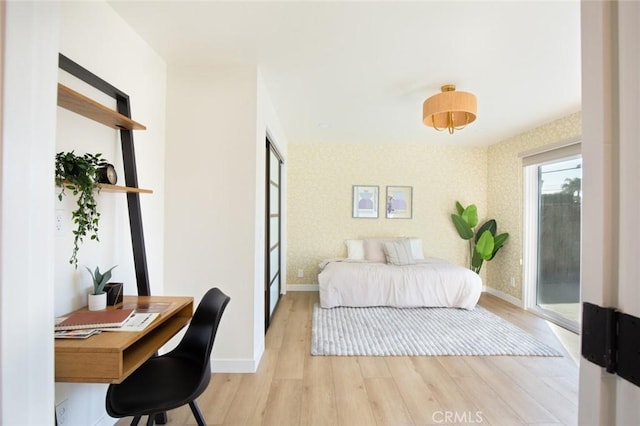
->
256, 69, 289, 356
56, 1, 167, 310
1, 2, 59, 424
2, 2, 286, 422
164, 64, 288, 372
54, 2, 167, 425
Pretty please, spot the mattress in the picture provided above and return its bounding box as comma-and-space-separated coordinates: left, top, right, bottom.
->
318, 257, 482, 310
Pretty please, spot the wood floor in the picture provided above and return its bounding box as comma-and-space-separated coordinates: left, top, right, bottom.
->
116, 292, 579, 426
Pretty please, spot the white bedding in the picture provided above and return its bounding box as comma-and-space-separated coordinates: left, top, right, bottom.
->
318, 257, 482, 310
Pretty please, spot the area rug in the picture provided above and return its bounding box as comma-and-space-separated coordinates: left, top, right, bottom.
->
311, 304, 562, 357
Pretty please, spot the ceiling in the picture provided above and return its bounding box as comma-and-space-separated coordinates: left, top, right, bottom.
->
108, 0, 581, 146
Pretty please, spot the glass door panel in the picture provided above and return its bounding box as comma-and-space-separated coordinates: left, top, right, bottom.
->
270, 217, 279, 247
525, 154, 582, 332
269, 249, 279, 282
536, 158, 582, 326
269, 275, 280, 315
265, 140, 282, 332
270, 185, 279, 214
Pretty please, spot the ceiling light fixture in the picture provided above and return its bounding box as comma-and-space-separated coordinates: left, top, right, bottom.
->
422, 84, 477, 134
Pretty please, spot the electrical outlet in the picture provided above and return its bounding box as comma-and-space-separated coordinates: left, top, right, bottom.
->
297, 269, 304, 278
55, 210, 64, 234
509, 276, 516, 287
55, 399, 69, 426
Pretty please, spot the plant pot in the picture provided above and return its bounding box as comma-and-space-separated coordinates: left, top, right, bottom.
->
104, 282, 123, 306
88, 292, 107, 311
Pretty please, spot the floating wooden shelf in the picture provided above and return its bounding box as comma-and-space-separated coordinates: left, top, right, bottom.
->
99, 183, 153, 194
57, 83, 147, 131
57, 83, 152, 194
59, 181, 153, 194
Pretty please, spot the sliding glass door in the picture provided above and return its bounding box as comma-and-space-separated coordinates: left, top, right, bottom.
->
265, 139, 282, 332
524, 150, 582, 332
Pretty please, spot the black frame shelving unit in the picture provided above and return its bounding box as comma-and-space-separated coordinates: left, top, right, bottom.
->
58, 53, 150, 296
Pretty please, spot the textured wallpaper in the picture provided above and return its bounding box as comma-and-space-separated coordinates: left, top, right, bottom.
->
286, 143, 488, 285
486, 112, 582, 300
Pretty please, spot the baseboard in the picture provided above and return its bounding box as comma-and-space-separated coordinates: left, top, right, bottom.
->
211, 357, 260, 373
483, 286, 524, 308
287, 284, 319, 291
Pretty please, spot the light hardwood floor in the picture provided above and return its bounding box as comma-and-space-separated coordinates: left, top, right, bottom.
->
116, 292, 579, 426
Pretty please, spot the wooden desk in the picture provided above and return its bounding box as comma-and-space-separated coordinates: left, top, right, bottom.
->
55, 295, 193, 384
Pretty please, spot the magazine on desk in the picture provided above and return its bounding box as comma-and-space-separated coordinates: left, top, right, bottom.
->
54, 312, 160, 338
100, 312, 160, 332
54, 329, 102, 339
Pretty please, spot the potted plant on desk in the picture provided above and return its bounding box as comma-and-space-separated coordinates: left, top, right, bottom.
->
86, 265, 117, 310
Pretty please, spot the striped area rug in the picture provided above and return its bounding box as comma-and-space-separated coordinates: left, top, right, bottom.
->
311, 304, 562, 357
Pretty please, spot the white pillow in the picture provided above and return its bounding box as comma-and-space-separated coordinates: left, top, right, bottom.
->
383, 240, 416, 266
345, 239, 365, 260
408, 238, 425, 260
363, 238, 388, 263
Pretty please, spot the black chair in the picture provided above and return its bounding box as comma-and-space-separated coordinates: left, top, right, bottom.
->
106, 288, 230, 426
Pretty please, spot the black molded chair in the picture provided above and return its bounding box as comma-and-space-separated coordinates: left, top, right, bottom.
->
106, 288, 230, 426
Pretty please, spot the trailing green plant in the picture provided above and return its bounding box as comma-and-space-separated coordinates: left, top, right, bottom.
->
85, 265, 117, 295
55, 151, 107, 267
451, 201, 509, 274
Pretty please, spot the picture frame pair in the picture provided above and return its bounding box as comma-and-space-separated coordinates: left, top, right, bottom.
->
352, 185, 412, 219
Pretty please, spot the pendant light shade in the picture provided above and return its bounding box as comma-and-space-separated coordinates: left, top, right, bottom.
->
422, 84, 477, 134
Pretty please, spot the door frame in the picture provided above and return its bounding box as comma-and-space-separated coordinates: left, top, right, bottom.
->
579, 1, 640, 423
522, 151, 582, 334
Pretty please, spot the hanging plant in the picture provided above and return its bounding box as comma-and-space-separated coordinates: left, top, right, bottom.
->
55, 151, 107, 267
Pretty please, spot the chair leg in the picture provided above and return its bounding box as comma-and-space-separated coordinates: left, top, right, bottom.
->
145, 414, 155, 426
188, 400, 206, 426
130, 416, 141, 426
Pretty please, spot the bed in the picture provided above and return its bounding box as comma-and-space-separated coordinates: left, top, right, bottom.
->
317, 238, 482, 310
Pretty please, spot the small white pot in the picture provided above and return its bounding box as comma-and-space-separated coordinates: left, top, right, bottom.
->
88, 292, 107, 311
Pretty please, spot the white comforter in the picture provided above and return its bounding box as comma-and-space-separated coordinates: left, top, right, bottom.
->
318, 258, 482, 310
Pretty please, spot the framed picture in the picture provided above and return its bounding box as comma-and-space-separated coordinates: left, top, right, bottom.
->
386, 186, 413, 219
352, 185, 379, 218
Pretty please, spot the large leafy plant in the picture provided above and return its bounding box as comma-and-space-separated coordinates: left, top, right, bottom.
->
451, 201, 509, 274
55, 151, 107, 267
